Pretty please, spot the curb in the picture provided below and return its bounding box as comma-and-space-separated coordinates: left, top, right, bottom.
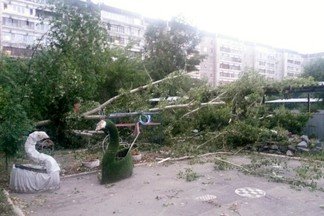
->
3, 189, 25, 216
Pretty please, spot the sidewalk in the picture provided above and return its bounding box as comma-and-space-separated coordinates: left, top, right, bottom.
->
13, 155, 324, 216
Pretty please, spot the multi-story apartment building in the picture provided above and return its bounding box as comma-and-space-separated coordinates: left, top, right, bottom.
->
99, 4, 146, 52
244, 43, 284, 80
1, 0, 49, 56
282, 51, 303, 78
198, 34, 305, 87
0, 0, 146, 56
0, 0, 319, 86
303, 52, 324, 66
215, 35, 244, 85
197, 33, 216, 85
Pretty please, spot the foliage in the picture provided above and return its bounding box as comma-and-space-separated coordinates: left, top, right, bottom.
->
266, 107, 311, 134
222, 121, 262, 147
194, 106, 231, 132
267, 76, 317, 93
177, 168, 201, 182
29, 0, 109, 118
97, 48, 149, 101
143, 17, 203, 80
221, 71, 266, 119
24, 0, 147, 147
0, 57, 32, 165
303, 58, 324, 81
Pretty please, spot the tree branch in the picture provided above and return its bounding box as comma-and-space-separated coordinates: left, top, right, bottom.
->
148, 101, 225, 112
181, 91, 227, 118
35, 72, 185, 126
80, 73, 184, 117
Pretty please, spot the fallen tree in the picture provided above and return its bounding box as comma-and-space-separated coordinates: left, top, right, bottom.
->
35, 72, 186, 126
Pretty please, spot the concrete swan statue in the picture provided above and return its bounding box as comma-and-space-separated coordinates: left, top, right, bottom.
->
10, 131, 60, 193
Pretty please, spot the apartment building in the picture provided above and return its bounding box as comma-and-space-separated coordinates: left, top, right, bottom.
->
198, 34, 305, 87
1, 0, 49, 56
282, 51, 303, 78
197, 33, 216, 85
303, 52, 324, 66
0, 0, 146, 56
99, 4, 146, 52
215, 35, 245, 85
0, 0, 316, 86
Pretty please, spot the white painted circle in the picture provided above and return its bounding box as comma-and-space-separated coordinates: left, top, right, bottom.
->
195, 194, 217, 201
235, 187, 266, 198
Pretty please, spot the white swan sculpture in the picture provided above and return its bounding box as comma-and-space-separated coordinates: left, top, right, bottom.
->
10, 131, 60, 193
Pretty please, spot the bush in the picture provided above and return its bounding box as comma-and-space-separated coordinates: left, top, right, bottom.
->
267, 107, 310, 134
194, 106, 231, 131
223, 121, 261, 147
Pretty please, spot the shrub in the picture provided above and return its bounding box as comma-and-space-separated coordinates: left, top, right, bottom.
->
267, 107, 310, 134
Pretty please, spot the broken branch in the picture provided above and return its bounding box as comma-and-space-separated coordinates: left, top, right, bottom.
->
81, 73, 184, 117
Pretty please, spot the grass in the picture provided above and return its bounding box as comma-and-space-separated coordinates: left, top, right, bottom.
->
299, 151, 324, 161
214, 157, 233, 171
177, 168, 201, 182
242, 154, 324, 191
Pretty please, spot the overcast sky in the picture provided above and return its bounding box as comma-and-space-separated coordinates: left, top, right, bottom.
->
94, 0, 324, 54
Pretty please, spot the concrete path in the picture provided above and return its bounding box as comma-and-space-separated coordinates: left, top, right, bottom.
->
13, 159, 324, 216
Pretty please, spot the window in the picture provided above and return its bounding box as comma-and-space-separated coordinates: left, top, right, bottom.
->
134, 18, 141, 25
220, 63, 230, 69
231, 65, 241, 70
259, 61, 266, 66
220, 46, 230, 52
220, 72, 235, 78
30, 8, 33, 15
259, 69, 266, 73
4, 3, 8, 9
232, 57, 241, 62
117, 25, 124, 33
3, 32, 11, 41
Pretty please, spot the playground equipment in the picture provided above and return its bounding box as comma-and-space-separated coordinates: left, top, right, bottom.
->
109, 111, 162, 144
10, 131, 60, 193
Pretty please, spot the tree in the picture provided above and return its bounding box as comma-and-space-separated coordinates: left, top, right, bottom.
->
303, 58, 324, 81
0, 57, 32, 169
27, 0, 149, 146
143, 17, 203, 80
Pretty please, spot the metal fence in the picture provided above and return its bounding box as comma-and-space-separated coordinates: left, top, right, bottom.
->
303, 110, 324, 140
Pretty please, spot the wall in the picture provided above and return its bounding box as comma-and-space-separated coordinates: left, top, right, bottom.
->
304, 110, 324, 140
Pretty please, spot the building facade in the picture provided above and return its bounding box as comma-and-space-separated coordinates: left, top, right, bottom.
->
0, 0, 146, 56
99, 4, 146, 52
0, 0, 321, 85
303, 52, 324, 66
198, 33, 305, 87
1, 0, 49, 56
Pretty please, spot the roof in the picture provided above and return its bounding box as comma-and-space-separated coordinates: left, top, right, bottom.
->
265, 98, 323, 104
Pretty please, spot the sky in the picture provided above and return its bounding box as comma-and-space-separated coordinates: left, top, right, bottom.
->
94, 0, 324, 54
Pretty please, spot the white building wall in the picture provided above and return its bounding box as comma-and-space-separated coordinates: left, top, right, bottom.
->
215, 35, 244, 85
198, 33, 216, 86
